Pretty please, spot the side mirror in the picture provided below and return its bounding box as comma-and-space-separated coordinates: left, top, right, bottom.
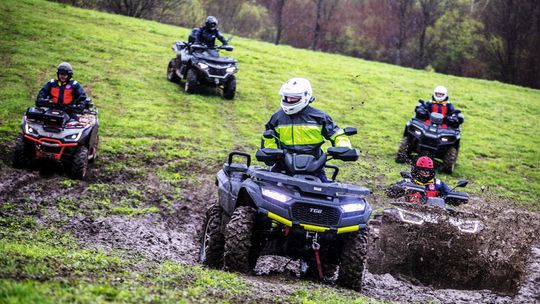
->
400, 171, 412, 179
343, 127, 357, 136
456, 180, 469, 188
263, 130, 276, 139
418, 99, 425, 105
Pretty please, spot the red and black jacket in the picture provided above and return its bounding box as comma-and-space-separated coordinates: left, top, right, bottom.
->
37, 79, 86, 106
386, 178, 451, 203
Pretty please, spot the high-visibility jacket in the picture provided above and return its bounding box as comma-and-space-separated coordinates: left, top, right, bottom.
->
262, 105, 351, 156
37, 79, 86, 106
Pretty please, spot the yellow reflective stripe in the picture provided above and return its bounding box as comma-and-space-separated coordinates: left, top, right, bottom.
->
268, 212, 292, 226
275, 125, 324, 146
330, 129, 352, 148
262, 136, 277, 149
337, 225, 359, 234
300, 224, 330, 232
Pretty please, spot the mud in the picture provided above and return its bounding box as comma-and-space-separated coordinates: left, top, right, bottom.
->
1, 140, 539, 303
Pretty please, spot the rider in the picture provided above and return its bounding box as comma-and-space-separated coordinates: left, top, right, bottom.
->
386, 156, 451, 202
190, 16, 228, 52
415, 86, 464, 128
36, 62, 90, 117
262, 77, 352, 182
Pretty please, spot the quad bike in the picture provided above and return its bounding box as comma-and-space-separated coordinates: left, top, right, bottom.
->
200, 128, 372, 291
167, 38, 237, 99
12, 98, 99, 180
396, 100, 463, 173
372, 171, 482, 234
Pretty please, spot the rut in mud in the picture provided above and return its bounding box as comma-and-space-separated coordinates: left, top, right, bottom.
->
1, 142, 539, 303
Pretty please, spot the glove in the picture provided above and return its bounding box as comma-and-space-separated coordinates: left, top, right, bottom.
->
415, 105, 429, 119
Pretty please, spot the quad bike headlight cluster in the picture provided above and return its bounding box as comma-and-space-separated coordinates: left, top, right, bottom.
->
262, 187, 291, 203
197, 62, 209, 69
226, 66, 236, 73
64, 132, 82, 141
341, 202, 366, 213
25, 123, 39, 136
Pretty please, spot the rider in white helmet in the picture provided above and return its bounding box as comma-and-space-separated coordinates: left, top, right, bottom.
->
262, 77, 352, 181
415, 85, 464, 127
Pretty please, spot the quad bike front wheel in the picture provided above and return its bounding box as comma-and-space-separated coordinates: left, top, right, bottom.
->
442, 146, 458, 174
167, 59, 180, 83
223, 76, 236, 100
224, 206, 258, 273
185, 68, 197, 93
12, 134, 33, 168
200, 203, 225, 269
88, 134, 99, 163
338, 230, 368, 291
71, 146, 89, 180
396, 136, 411, 163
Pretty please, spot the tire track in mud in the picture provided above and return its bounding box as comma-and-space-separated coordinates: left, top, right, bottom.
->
0, 144, 539, 303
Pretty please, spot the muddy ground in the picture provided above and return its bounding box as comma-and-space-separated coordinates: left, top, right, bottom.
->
0, 144, 539, 303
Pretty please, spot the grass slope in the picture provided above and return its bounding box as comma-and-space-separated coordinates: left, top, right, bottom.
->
0, 0, 538, 302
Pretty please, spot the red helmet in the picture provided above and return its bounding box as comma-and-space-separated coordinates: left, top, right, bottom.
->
412, 156, 435, 183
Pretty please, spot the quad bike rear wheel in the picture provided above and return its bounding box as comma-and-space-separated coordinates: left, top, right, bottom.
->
442, 146, 458, 174
224, 206, 258, 273
223, 76, 236, 100
396, 136, 411, 163
12, 134, 33, 168
71, 146, 89, 180
185, 68, 197, 93
200, 203, 225, 269
167, 59, 180, 83
338, 230, 368, 291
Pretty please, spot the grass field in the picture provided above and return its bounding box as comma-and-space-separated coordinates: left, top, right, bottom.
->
0, 0, 538, 302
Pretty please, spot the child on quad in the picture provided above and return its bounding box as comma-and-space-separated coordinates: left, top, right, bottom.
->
415, 86, 464, 128
386, 156, 452, 203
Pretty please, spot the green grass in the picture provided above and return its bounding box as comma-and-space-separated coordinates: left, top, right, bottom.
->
1, 0, 538, 205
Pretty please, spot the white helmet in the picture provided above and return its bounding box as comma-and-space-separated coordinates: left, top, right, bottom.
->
279, 77, 313, 115
433, 85, 448, 102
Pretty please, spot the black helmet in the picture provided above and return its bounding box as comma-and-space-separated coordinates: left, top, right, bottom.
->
56, 62, 73, 80
205, 16, 218, 30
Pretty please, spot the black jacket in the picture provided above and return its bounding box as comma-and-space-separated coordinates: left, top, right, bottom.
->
195, 27, 227, 48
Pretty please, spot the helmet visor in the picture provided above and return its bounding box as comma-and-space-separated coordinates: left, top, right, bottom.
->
435, 92, 445, 98
283, 95, 302, 104
417, 168, 433, 178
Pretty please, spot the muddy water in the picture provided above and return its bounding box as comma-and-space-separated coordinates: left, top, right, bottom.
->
0, 147, 538, 303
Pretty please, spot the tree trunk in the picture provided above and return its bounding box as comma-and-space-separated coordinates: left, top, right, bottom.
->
274, 0, 285, 45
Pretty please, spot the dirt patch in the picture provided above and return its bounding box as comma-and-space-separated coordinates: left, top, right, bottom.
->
1, 142, 539, 303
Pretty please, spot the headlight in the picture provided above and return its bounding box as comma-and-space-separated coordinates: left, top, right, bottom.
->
198, 63, 209, 69
441, 137, 449, 142
262, 188, 291, 203
25, 124, 39, 136
341, 202, 366, 213
414, 129, 422, 136
65, 132, 82, 141
226, 67, 236, 73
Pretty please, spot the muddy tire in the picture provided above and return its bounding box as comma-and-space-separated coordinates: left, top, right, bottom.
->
200, 203, 225, 269
442, 146, 458, 174
89, 134, 99, 163
12, 134, 33, 168
338, 230, 368, 291
167, 59, 180, 83
185, 68, 197, 93
224, 206, 257, 273
71, 146, 89, 180
223, 76, 236, 100
396, 136, 411, 163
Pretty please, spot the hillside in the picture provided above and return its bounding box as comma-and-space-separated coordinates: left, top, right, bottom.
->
0, 0, 539, 303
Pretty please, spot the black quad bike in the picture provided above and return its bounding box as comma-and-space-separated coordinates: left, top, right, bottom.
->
12, 98, 99, 180
396, 103, 463, 173
167, 40, 237, 99
200, 128, 373, 291
372, 171, 481, 234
